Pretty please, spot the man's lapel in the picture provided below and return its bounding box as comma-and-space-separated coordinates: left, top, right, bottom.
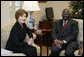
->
58, 20, 71, 38
58, 20, 64, 37
63, 20, 71, 31
61, 20, 71, 35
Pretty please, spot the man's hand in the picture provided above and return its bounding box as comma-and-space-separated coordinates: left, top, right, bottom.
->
54, 40, 64, 45
54, 40, 64, 48
55, 43, 62, 48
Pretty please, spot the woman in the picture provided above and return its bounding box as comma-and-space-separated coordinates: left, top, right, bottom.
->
5, 9, 37, 56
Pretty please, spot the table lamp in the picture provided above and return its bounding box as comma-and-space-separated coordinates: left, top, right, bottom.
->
22, 1, 40, 30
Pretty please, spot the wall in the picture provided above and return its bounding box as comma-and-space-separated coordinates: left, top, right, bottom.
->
1, 1, 70, 29
47, 1, 70, 20
1, 1, 11, 29
34, 1, 70, 29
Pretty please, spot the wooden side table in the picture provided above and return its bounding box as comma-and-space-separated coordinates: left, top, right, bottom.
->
35, 33, 45, 56
34, 29, 52, 56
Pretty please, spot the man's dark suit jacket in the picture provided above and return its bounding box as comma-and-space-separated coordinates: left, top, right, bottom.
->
52, 19, 79, 44
5, 21, 33, 53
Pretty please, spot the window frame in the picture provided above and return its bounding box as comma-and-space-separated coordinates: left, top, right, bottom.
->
9, 1, 23, 20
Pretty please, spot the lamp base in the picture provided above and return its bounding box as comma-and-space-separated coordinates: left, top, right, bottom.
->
27, 18, 35, 30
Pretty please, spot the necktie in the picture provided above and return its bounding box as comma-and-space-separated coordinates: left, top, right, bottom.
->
64, 20, 66, 27
63, 20, 66, 30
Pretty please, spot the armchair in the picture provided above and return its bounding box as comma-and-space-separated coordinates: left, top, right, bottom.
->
59, 19, 83, 56
1, 21, 40, 56
49, 19, 83, 56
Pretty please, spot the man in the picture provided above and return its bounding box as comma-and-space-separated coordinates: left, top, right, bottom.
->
51, 9, 79, 56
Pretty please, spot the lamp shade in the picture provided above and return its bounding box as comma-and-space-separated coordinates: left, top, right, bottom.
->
22, 1, 40, 11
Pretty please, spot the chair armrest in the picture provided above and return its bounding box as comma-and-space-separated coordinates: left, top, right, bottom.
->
78, 42, 83, 55
32, 33, 36, 40
24, 33, 37, 42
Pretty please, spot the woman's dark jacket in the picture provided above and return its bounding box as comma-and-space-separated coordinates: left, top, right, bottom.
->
5, 21, 33, 53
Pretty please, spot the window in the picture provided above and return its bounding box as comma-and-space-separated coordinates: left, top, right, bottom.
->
15, 1, 22, 11
9, 1, 22, 19
9, 1, 12, 19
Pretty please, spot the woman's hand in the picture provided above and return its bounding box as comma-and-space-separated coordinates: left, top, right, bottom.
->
27, 38, 34, 45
